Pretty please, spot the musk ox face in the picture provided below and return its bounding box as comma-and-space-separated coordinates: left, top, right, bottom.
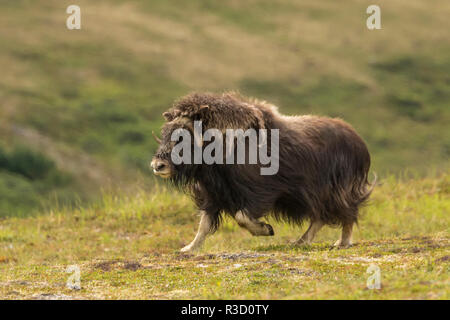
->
151, 121, 180, 179
151, 114, 196, 179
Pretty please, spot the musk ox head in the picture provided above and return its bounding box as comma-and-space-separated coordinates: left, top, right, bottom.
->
150, 92, 270, 179
150, 111, 200, 179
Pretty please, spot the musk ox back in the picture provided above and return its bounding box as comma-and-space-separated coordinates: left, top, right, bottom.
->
151, 92, 375, 252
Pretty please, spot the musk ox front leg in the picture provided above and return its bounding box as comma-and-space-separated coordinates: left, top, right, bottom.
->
234, 211, 274, 236
180, 211, 213, 252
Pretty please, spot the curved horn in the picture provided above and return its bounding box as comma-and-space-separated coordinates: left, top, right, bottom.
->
152, 131, 161, 144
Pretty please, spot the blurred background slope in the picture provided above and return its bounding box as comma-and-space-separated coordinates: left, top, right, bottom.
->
0, 0, 449, 216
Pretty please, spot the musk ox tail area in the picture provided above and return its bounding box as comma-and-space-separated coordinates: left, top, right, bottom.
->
358, 172, 377, 208
335, 171, 377, 227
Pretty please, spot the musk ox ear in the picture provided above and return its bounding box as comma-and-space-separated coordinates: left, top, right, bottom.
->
162, 111, 172, 121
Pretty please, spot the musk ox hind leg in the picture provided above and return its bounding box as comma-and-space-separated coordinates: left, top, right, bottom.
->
180, 211, 213, 252
295, 220, 324, 245
234, 211, 274, 236
333, 222, 354, 248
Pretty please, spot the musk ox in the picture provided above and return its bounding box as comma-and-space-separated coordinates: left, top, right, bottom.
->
151, 92, 375, 252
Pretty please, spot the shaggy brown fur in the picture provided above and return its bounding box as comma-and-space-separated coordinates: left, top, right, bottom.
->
152, 92, 375, 250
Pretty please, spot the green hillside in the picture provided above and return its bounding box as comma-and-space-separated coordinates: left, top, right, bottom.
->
1, 0, 449, 215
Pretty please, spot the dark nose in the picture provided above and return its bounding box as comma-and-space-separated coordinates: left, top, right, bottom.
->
151, 159, 167, 171
155, 162, 166, 171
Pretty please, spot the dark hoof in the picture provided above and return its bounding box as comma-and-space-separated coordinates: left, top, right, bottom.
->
265, 224, 274, 236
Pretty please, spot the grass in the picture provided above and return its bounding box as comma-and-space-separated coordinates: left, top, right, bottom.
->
0, 174, 448, 299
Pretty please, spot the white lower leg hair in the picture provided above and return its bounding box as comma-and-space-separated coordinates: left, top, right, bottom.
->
297, 220, 324, 245
234, 211, 273, 236
334, 223, 353, 247
180, 212, 212, 252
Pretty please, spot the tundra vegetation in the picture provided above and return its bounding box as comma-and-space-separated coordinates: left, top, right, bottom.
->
0, 173, 448, 299
0, 0, 448, 299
